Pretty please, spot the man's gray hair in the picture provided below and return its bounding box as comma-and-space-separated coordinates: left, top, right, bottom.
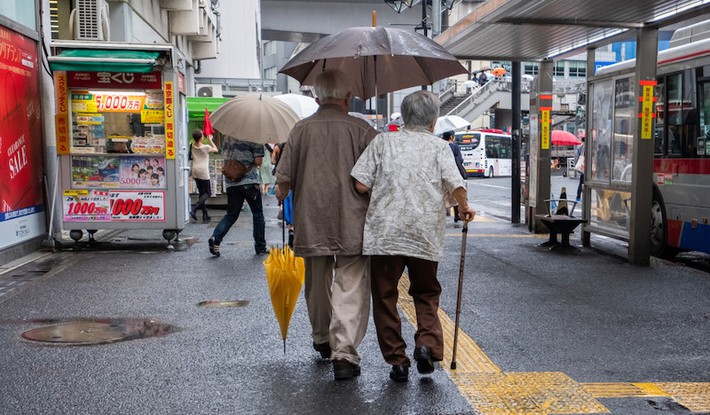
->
401, 90, 440, 129
314, 69, 352, 101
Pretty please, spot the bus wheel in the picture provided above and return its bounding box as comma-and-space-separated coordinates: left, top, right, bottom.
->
488, 166, 494, 178
650, 190, 678, 259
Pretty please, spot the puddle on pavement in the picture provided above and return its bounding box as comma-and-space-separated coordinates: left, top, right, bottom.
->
196, 300, 250, 308
21, 318, 176, 346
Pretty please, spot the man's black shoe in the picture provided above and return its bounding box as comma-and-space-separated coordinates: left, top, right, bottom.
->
189, 208, 197, 221
313, 342, 331, 359
333, 359, 361, 381
389, 365, 409, 382
208, 237, 220, 257
202, 214, 211, 222
414, 346, 435, 375
255, 247, 270, 255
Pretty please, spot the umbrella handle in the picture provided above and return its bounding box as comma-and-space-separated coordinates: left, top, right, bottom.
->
451, 219, 469, 370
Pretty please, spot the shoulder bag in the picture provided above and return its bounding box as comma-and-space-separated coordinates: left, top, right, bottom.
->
222, 139, 252, 181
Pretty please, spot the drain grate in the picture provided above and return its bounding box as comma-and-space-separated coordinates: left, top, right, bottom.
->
197, 300, 250, 308
21, 318, 175, 345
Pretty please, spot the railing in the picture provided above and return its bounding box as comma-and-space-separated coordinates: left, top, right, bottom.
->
446, 79, 496, 117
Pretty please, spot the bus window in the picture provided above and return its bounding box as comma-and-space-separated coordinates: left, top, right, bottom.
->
667, 73, 683, 156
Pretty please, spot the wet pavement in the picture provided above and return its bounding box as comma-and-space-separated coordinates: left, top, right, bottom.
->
0, 192, 709, 415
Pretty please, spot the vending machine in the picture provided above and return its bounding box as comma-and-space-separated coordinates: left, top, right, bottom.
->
51, 46, 189, 243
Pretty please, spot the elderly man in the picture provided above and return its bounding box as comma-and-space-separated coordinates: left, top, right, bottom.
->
275, 69, 379, 381
351, 90, 475, 383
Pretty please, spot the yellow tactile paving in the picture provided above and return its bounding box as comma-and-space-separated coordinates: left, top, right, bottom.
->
656, 383, 710, 413
582, 382, 670, 398
396, 274, 710, 414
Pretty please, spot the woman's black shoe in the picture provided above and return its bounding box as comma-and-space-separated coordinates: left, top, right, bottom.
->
414, 346, 435, 374
389, 365, 409, 382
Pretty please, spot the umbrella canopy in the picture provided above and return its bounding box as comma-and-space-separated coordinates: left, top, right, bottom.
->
210, 95, 301, 144
263, 245, 305, 353
551, 130, 582, 146
274, 93, 319, 119
434, 115, 470, 135
279, 26, 467, 100
202, 107, 215, 136
492, 67, 506, 77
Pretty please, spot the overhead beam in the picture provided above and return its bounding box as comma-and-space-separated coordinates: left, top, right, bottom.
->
496, 18, 644, 29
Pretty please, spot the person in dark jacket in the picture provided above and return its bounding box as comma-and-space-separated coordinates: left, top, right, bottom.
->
443, 130, 467, 223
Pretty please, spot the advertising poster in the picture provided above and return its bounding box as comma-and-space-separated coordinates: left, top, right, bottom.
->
0, 26, 43, 214
0, 25, 45, 248
72, 155, 166, 189
118, 156, 166, 188
62, 190, 165, 222
63, 190, 111, 222
71, 155, 121, 188
109, 191, 165, 222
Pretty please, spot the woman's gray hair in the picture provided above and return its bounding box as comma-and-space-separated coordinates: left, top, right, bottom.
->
314, 69, 352, 101
401, 90, 440, 129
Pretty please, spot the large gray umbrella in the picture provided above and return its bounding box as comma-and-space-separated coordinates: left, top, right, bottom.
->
210, 94, 300, 144
279, 26, 467, 100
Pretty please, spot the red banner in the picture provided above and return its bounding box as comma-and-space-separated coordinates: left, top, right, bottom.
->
0, 26, 43, 213
67, 71, 163, 89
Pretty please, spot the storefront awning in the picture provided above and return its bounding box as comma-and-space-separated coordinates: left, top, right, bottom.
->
48, 49, 160, 73
187, 97, 231, 121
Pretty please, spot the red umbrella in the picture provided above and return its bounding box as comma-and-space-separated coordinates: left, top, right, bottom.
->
551, 130, 581, 146
203, 107, 215, 136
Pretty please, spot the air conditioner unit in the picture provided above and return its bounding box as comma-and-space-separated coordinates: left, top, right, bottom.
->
196, 84, 222, 98
72, 0, 110, 41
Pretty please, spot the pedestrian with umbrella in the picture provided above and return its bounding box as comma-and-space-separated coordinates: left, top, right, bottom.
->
274, 69, 378, 381
207, 94, 300, 257
351, 90, 475, 383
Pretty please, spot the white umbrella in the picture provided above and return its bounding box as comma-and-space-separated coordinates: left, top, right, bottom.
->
274, 93, 319, 119
434, 115, 470, 135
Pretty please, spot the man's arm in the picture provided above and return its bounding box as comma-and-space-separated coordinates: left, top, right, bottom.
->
274, 181, 291, 201
452, 187, 475, 222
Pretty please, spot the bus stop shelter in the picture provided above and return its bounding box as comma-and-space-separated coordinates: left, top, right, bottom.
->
435, 0, 710, 265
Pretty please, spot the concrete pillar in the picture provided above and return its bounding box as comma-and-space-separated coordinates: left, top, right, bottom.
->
511, 60, 521, 224
582, 48, 594, 247
628, 27, 658, 266
40, 1, 62, 240
530, 59, 553, 232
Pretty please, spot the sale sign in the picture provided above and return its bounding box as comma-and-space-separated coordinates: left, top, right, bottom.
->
0, 26, 44, 214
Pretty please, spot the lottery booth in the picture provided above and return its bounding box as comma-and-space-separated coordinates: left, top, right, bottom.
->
49, 44, 190, 243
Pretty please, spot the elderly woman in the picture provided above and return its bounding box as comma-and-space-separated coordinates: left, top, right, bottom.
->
351, 90, 475, 383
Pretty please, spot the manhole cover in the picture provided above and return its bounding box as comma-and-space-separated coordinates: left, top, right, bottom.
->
197, 300, 250, 308
21, 318, 175, 345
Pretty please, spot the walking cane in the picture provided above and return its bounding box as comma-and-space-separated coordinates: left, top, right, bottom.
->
450, 219, 469, 370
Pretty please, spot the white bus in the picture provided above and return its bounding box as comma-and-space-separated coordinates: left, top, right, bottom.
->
593, 24, 710, 257
455, 129, 512, 177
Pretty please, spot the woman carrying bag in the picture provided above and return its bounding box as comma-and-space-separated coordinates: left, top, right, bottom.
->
190, 129, 218, 221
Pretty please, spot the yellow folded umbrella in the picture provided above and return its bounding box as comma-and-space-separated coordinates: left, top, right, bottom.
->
263, 245, 305, 353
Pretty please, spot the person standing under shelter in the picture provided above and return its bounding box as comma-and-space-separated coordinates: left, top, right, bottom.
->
274, 69, 379, 381
208, 137, 268, 257
351, 90, 475, 383
189, 129, 218, 222
575, 131, 585, 202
